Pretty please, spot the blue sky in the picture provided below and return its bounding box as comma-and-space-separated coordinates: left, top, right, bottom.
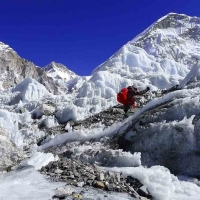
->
0, 0, 200, 75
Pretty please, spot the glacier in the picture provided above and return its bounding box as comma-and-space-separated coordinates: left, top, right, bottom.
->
0, 12, 200, 200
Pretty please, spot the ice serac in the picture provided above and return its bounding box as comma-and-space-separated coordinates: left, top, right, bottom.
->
13, 78, 51, 103
0, 126, 24, 171
76, 13, 200, 111
0, 42, 59, 94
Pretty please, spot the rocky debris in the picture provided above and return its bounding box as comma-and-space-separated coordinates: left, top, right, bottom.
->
40, 158, 152, 199
71, 106, 125, 130
0, 126, 24, 172
36, 105, 126, 147
38, 105, 127, 140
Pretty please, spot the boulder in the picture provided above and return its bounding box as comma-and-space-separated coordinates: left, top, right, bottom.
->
54, 187, 73, 198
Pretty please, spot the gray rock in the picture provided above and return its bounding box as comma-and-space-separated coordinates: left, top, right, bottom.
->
40, 104, 56, 116
54, 187, 73, 198
93, 181, 105, 189
87, 175, 96, 180
68, 175, 75, 179
105, 184, 116, 191
76, 181, 85, 187
115, 172, 121, 182
97, 172, 105, 181
138, 186, 152, 198
55, 169, 63, 174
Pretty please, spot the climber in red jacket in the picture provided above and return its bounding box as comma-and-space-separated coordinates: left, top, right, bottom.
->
117, 86, 150, 114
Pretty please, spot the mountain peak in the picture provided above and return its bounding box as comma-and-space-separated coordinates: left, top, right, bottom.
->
44, 62, 77, 81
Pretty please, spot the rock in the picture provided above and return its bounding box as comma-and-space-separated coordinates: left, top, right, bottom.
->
138, 186, 152, 198
40, 166, 47, 172
126, 176, 143, 188
74, 172, 81, 178
87, 174, 96, 180
116, 186, 122, 192
55, 169, 63, 174
86, 180, 93, 186
54, 187, 73, 198
73, 193, 82, 199
76, 182, 85, 187
115, 172, 121, 182
94, 181, 105, 189
97, 172, 105, 181
105, 184, 116, 191
124, 183, 141, 198
62, 150, 73, 158
40, 104, 56, 116
19, 107, 25, 113
68, 175, 75, 179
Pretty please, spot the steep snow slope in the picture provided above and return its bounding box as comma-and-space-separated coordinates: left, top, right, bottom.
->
75, 13, 200, 113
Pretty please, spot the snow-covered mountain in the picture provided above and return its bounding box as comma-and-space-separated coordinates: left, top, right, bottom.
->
75, 13, 200, 114
44, 61, 77, 81
44, 61, 91, 93
132, 13, 200, 63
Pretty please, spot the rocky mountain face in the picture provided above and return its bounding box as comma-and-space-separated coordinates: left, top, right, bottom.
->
0, 42, 60, 94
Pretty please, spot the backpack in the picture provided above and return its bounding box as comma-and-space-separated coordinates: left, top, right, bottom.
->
117, 88, 128, 104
